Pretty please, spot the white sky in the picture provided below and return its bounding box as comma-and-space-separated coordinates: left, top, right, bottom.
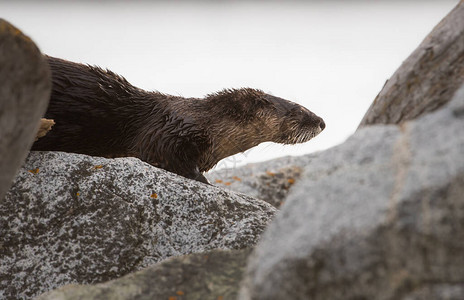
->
2, 0, 459, 169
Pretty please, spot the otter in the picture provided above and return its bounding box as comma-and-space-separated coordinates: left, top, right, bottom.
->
32, 56, 325, 183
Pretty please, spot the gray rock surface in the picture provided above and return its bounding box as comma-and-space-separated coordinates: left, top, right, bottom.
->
207, 156, 314, 208
36, 248, 251, 300
402, 284, 464, 300
359, 1, 464, 127
239, 85, 464, 300
0, 152, 275, 299
0, 19, 51, 202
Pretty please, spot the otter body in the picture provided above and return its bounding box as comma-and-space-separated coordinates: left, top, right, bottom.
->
33, 56, 325, 183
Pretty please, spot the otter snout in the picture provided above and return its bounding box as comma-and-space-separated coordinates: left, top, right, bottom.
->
319, 118, 326, 131
311, 115, 325, 132
302, 111, 325, 133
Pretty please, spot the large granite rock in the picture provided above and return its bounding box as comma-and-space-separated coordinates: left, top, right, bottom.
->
0, 152, 275, 299
0, 19, 51, 202
358, 1, 464, 127
37, 248, 251, 300
207, 156, 312, 208
209, 1, 464, 208
239, 84, 464, 299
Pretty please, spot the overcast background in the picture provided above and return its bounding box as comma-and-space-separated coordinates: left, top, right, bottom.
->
1, 0, 459, 170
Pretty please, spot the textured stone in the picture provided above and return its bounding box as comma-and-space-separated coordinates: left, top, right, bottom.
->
402, 284, 464, 300
239, 84, 464, 300
359, 1, 464, 127
36, 248, 251, 300
0, 152, 275, 299
0, 19, 51, 202
207, 156, 312, 208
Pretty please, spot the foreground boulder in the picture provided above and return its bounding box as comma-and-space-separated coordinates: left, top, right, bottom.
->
0, 19, 51, 202
0, 152, 275, 299
37, 248, 251, 300
239, 85, 464, 299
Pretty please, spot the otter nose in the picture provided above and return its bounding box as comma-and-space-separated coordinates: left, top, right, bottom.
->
319, 118, 326, 131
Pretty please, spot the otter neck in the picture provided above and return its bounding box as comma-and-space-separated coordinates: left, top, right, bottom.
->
183, 96, 275, 171
205, 120, 272, 169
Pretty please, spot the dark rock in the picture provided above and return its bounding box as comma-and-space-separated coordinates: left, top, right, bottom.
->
0, 19, 51, 202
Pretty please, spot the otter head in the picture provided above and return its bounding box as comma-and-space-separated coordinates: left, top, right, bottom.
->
208, 88, 324, 145
258, 93, 325, 144
200, 89, 325, 167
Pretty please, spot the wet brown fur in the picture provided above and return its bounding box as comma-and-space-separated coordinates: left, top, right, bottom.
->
32, 56, 325, 183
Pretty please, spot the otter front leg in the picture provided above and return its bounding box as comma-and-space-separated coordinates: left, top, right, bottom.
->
139, 126, 211, 184
196, 174, 210, 184
163, 160, 210, 184
143, 154, 210, 184
182, 167, 210, 184
145, 160, 209, 184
